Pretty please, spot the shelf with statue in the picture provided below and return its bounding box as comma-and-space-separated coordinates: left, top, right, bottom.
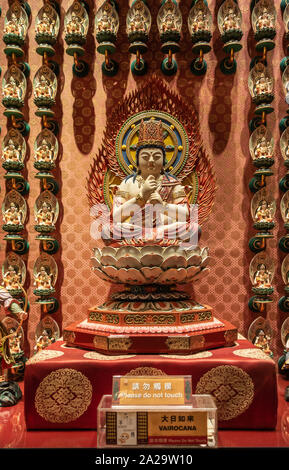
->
157, 0, 182, 75
0, 285, 28, 406
33, 65, 57, 117
2, 190, 26, 235
34, 190, 59, 254
3, 1, 29, 55
33, 253, 58, 314
1, 252, 26, 298
35, 3, 60, 57
126, 0, 151, 75
249, 187, 275, 252
278, 318, 289, 399
217, 0, 243, 74
2, 128, 25, 172
95, 0, 119, 76
249, 124, 274, 178
33, 316, 60, 354
63, 76, 238, 355
249, 252, 274, 312
34, 128, 58, 172
188, 0, 212, 75
248, 62, 274, 117
2, 65, 26, 117
279, 193, 289, 253
248, 316, 273, 358
251, 0, 276, 52
278, 255, 289, 312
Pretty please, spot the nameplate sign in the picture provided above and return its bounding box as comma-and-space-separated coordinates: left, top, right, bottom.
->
112, 375, 192, 406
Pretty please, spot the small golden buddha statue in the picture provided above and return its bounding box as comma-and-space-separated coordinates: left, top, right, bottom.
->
255, 199, 273, 223
3, 203, 22, 226
253, 263, 272, 288
33, 266, 53, 290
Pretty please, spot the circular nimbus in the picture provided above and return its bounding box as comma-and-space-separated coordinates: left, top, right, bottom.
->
35, 368, 92, 423
195, 365, 254, 421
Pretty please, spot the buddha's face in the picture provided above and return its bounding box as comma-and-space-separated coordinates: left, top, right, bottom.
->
138, 147, 164, 177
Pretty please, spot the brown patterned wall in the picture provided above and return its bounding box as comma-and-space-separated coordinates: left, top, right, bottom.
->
0, 0, 287, 357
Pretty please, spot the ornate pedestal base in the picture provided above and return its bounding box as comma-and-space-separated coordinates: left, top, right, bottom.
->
63, 317, 238, 355
63, 288, 238, 354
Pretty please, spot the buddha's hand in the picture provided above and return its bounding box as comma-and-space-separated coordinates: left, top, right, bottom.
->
149, 191, 163, 205
141, 175, 158, 201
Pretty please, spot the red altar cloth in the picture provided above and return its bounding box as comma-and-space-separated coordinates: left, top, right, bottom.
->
24, 336, 278, 431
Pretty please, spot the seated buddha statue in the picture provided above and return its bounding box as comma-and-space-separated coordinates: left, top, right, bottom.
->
36, 12, 55, 35
34, 76, 52, 99
254, 199, 273, 223
254, 73, 272, 95
34, 140, 53, 163
33, 266, 53, 290
253, 329, 272, 356
2, 265, 21, 290
35, 202, 54, 226
193, 11, 209, 32
3, 77, 20, 99
102, 118, 198, 246
253, 263, 272, 288
256, 8, 274, 30
66, 12, 83, 35
223, 8, 240, 31
4, 13, 24, 37
254, 137, 273, 159
3, 202, 22, 226
162, 8, 178, 33
2, 140, 21, 162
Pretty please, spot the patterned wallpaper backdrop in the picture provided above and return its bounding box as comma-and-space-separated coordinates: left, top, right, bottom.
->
0, 0, 287, 358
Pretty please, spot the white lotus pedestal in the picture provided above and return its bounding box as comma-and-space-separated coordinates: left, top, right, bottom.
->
64, 245, 238, 354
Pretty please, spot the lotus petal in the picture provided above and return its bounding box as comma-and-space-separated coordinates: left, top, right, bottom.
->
100, 255, 118, 266
187, 254, 202, 266
92, 248, 101, 261
201, 247, 209, 258
102, 247, 117, 257
102, 265, 120, 280
201, 256, 211, 268
186, 265, 201, 278
92, 267, 114, 283
91, 256, 101, 269
140, 245, 164, 256
118, 268, 146, 284
141, 266, 163, 282
116, 256, 142, 269
161, 255, 187, 270
163, 246, 185, 258
115, 246, 141, 260
140, 254, 164, 267
191, 267, 210, 281
157, 268, 187, 284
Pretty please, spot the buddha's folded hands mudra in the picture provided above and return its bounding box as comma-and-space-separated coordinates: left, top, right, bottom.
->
102, 119, 199, 246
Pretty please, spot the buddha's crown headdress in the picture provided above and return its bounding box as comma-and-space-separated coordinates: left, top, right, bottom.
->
137, 118, 164, 148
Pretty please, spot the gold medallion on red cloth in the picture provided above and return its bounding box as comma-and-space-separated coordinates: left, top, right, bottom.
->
195, 365, 254, 421
35, 368, 92, 423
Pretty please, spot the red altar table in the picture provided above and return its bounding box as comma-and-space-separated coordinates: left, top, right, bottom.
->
24, 335, 278, 431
